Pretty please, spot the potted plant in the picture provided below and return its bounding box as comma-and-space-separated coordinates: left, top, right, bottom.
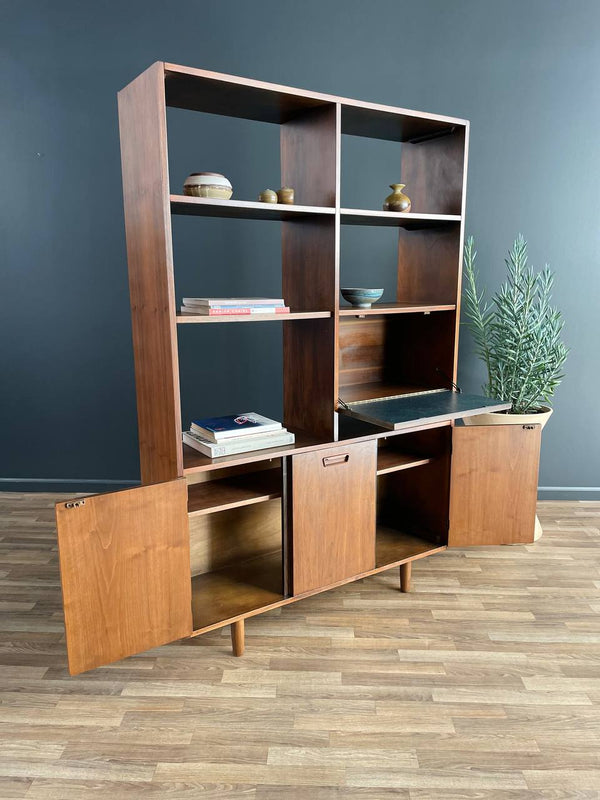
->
462, 234, 568, 429
461, 235, 568, 541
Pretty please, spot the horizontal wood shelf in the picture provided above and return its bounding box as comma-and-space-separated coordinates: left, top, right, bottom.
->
340, 209, 461, 228
339, 302, 455, 317
189, 528, 446, 634
376, 451, 433, 476
376, 526, 446, 570
183, 433, 327, 474
164, 63, 467, 138
177, 310, 331, 324
339, 382, 431, 404
191, 551, 284, 631
170, 195, 335, 220
187, 469, 282, 517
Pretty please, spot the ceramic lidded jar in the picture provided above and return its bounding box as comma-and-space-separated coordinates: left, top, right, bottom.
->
277, 186, 294, 204
258, 189, 278, 203
183, 172, 233, 199
383, 183, 411, 212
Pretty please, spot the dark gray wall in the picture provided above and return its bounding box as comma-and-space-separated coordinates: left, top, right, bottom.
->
2, 0, 598, 495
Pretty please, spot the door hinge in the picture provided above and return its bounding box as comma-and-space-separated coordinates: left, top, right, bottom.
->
65, 500, 86, 509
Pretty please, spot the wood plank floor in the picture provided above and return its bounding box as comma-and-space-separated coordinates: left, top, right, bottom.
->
0, 493, 599, 798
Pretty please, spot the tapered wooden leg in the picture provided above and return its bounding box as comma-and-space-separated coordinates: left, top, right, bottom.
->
230, 619, 245, 657
400, 562, 412, 593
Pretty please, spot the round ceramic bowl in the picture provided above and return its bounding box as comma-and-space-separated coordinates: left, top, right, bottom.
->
340, 288, 384, 308
183, 172, 233, 200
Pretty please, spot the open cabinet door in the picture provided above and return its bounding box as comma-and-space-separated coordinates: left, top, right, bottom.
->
449, 423, 541, 547
56, 479, 192, 675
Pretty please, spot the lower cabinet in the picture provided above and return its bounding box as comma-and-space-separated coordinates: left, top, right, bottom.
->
54, 422, 543, 675
449, 422, 542, 546
288, 440, 377, 594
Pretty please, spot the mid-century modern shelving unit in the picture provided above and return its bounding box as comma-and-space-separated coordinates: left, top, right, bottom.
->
54, 63, 542, 676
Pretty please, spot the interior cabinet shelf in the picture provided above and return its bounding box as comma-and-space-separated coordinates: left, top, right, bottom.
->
183, 434, 327, 474
376, 451, 433, 475
187, 469, 281, 517
339, 302, 455, 317
191, 551, 284, 632
340, 208, 461, 227
170, 194, 335, 220
375, 526, 445, 570
177, 310, 331, 324
189, 527, 445, 634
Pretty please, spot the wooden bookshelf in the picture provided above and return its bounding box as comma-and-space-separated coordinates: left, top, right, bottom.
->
340, 208, 461, 227
187, 469, 281, 516
171, 194, 335, 220
339, 302, 455, 316
376, 450, 433, 476
375, 526, 446, 570
177, 310, 331, 324
54, 62, 543, 678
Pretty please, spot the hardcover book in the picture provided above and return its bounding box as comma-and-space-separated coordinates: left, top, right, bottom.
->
183, 429, 294, 458
182, 297, 286, 307
191, 412, 283, 442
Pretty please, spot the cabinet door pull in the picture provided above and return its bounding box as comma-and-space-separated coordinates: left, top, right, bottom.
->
322, 454, 350, 467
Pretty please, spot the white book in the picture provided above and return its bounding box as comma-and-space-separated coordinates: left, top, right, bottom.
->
183, 429, 295, 458
182, 297, 286, 307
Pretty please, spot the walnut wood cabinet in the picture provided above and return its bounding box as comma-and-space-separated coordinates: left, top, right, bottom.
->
55, 63, 542, 675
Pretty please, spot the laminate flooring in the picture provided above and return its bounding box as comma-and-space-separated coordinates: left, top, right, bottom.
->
0, 493, 599, 798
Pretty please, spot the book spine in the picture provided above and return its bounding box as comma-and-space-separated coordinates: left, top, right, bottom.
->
184, 432, 294, 457
181, 307, 290, 316
183, 298, 285, 307
180, 307, 252, 316
185, 303, 286, 309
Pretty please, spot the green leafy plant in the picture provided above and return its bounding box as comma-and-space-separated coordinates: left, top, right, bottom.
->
462, 234, 568, 414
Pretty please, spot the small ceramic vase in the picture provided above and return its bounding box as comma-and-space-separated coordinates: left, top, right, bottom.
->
183, 172, 233, 200
383, 183, 411, 212
277, 186, 295, 204
258, 189, 278, 203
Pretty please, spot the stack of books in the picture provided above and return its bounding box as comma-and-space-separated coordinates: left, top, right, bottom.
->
183, 412, 295, 458
180, 298, 290, 316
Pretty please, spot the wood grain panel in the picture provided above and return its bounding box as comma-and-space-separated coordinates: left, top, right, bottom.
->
281, 104, 338, 208
400, 125, 466, 215
188, 499, 282, 577
118, 62, 182, 484
291, 441, 377, 594
396, 227, 462, 306
449, 423, 542, 546
55, 480, 192, 675
281, 103, 339, 442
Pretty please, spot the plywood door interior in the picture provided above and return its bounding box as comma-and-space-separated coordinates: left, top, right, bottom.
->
55, 61, 516, 671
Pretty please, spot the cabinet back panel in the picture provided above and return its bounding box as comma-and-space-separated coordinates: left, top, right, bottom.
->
189, 499, 281, 576
338, 313, 456, 393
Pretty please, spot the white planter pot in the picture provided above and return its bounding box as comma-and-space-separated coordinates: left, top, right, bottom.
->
462, 406, 552, 541
463, 406, 553, 430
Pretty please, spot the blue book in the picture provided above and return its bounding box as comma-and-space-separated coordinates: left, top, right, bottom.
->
191, 412, 283, 442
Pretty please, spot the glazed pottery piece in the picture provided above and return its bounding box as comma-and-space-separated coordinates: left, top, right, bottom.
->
383, 183, 411, 212
277, 186, 295, 204
463, 406, 553, 541
183, 172, 233, 200
340, 288, 384, 308
258, 189, 278, 203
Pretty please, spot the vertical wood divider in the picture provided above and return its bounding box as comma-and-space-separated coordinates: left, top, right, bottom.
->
118, 62, 183, 484
281, 103, 341, 442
